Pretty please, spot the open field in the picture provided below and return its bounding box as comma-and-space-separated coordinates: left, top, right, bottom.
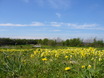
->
0, 47, 104, 78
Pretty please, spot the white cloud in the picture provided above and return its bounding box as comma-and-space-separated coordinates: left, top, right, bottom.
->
68, 23, 77, 27
0, 22, 103, 30
78, 24, 97, 29
0, 22, 45, 26
56, 13, 61, 18
50, 22, 62, 27
67, 23, 98, 29
51, 24, 61, 27
31, 22, 45, 26
52, 30, 61, 31
0, 23, 26, 26
0, 22, 62, 27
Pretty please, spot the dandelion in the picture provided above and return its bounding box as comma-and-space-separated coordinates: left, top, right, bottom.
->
42, 58, 47, 61
65, 56, 68, 58
65, 67, 71, 71
81, 65, 85, 68
99, 58, 102, 61
88, 65, 91, 69
69, 61, 72, 64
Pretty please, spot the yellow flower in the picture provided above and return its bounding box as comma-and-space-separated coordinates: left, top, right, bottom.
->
99, 58, 102, 61
65, 67, 71, 71
30, 54, 34, 58
42, 58, 47, 61
69, 61, 72, 64
88, 65, 91, 69
65, 56, 68, 58
81, 65, 85, 68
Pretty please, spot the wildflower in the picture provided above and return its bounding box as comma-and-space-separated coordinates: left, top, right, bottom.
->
55, 54, 59, 58
88, 65, 91, 69
81, 65, 85, 68
65, 67, 71, 71
42, 58, 47, 61
30, 54, 34, 58
99, 58, 102, 61
69, 61, 72, 64
65, 56, 68, 58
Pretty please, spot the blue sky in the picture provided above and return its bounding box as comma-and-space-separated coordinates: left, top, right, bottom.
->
0, 0, 104, 40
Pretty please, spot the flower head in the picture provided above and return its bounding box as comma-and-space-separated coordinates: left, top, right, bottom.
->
42, 58, 47, 61
81, 65, 85, 68
65, 67, 71, 71
65, 56, 68, 58
88, 65, 91, 69
99, 58, 102, 61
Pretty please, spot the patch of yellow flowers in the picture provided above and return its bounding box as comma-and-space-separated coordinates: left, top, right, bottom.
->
31, 47, 104, 60
0, 49, 33, 52
81, 65, 92, 69
0, 47, 103, 71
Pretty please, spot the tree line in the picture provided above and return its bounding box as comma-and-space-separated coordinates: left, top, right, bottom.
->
0, 38, 104, 47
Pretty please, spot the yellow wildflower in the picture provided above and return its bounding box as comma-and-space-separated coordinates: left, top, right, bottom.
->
42, 58, 47, 61
81, 65, 85, 68
88, 65, 91, 69
65, 56, 68, 58
69, 61, 72, 64
65, 67, 71, 71
99, 58, 102, 61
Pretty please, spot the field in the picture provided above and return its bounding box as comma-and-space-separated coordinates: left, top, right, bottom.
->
0, 47, 104, 78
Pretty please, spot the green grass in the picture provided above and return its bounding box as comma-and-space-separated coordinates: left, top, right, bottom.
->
0, 47, 104, 78
1, 44, 104, 49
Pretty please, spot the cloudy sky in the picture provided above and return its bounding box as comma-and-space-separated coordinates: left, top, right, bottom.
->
0, 0, 104, 40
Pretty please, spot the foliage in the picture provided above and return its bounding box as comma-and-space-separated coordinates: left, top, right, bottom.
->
0, 37, 104, 47
64, 38, 83, 47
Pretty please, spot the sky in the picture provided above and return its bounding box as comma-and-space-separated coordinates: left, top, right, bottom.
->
0, 0, 104, 40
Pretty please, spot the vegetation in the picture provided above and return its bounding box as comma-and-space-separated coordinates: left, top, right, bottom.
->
0, 37, 104, 77
0, 38, 104, 47
0, 47, 104, 78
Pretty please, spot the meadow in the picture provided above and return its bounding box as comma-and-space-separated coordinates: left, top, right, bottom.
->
0, 47, 104, 78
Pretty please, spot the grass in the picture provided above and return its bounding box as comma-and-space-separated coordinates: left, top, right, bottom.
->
0, 47, 104, 78
0, 44, 104, 49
